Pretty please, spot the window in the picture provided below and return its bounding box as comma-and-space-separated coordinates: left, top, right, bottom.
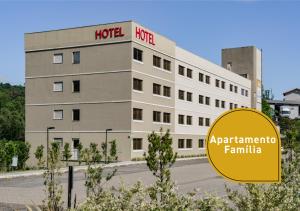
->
133, 48, 143, 62
53, 82, 63, 92
133, 78, 143, 91
234, 86, 238, 93
205, 118, 210, 126
53, 138, 63, 147
230, 84, 233, 92
163, 112, 171, 123
230, 103, 233, 109
133, 138, 143, 150
245, 90, 248, 97
72, 109, 80, 121
163, 59, 171, 71
133, 108, 143, 120
241, 88, 245, 96
72, 51, 80, 64
178, 90, 185, 100
215, 79, 220, 87
187, 68, 193, 78
186, 139, 193, 148
178, 115, 185, 124
227, 62, 232, 70
205, 75, 210, 84
53, 53, 63, 64
153, 111, 161, 122
178, 65, 185, 76
199, 117, 204, 126
205, 97, 210, 105
187, 92, 193, 102
199, 73, 204, 82
199, 95, 204, 104
221, 100, 225, 108
221, 81, 225, 89
163, 86, 171, 97
199, 139, 204, 148
215, 99, 220, 108
234, 104, 238, 108
53, 110, 63, 120
73, 138, 80, 149
187, 116, 192, 125
178, 139, 185, 149
73, 80, 80, 93
153, 83, 161, 95
153, 55, 161, 68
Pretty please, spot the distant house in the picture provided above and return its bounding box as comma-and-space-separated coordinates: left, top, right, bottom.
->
268, 88, 300, 119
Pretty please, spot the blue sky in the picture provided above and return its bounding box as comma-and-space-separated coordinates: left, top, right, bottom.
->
0, 1, 299, 98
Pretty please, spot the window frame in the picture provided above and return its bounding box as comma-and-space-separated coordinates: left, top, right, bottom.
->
53, 53, 63, 64
133, 78, 143, 91
133, 48, 143, 62
53, 110, 63, 120
72, 51, 80, 64
133, 108, 143, 121
72, 80, 80, 93
72, 109, 80, 121
53, 81, 63, 92
133, 138, 143, 151
153, 111, 161, 122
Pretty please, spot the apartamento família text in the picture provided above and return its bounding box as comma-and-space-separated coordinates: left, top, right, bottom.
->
209, 135, 277, 154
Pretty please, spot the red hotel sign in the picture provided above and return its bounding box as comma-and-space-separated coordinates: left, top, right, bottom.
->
95, 27, 125, 40
94, 26, 155, 46
135, 27, 155, 46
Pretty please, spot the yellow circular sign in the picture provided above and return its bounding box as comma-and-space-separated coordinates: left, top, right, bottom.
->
206, 108, 281, 183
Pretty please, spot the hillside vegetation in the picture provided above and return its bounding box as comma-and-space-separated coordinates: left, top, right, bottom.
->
0, 83, 25, 141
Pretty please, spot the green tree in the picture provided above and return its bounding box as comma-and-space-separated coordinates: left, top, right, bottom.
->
4, 141, 16, 171
16, 141, 30, 169
90, 143, 101, 163
109, 139, 117, 162
63, 143, 72, 166
42, 142, 64, 211
144, 129, 177, 204
262, 98, 273, 119
34, 145, 45, 169
0, 83, 25, 140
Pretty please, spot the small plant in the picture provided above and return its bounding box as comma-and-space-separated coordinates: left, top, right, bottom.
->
42, 142, 64, 211
63, 143, 72, 166
144, 128, 177, 204
34, 145, 45, 169
109, 139, 118, 162
77, 141, 83, 165
90, 143, 101, 163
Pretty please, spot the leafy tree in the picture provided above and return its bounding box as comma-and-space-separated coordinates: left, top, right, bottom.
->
63, 143, 72, 166
34, 145, 45, 169
4, 141, 16, 171
90, 143, 101, 163
144, 129, 177, 204
262, 98, 273, 119
16, 141, 30, 169
77, 141, 83, 165
42, 142, 64, 210
0, 83, 25, 141
109, 139, 118, 162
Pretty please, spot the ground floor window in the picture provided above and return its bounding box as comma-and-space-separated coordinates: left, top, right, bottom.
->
178, 139, 185, 149
186, 139, 193, 148
133, 138, 143, 150
53, 138, 63, 148
199, 139, 204, 148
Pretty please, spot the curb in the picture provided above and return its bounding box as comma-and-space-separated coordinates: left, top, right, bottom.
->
0, 156, 206, 179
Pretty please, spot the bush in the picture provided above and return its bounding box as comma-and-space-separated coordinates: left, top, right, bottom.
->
0, 140, 30, 171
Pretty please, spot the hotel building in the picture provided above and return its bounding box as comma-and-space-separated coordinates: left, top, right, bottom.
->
25, 21, 262, 163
